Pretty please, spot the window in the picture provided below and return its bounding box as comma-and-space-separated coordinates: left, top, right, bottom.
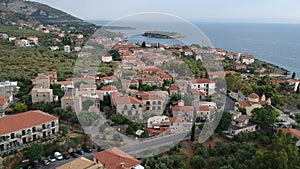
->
32, 127, 36, 133
10, 133, 15, 139
158, 106, 161, 110
51, 122, 55, 127
152, 101, 156, 105
152, 106, 156, 110
158, 101, 161, 105
42, 124, 46, 129
33, 134, 36, 140
22, 130, 25, 136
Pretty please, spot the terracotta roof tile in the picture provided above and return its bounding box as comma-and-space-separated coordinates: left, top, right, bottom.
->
0, 110, 58, 135
248, 93, 260, 99
169, 117, 183, 123
114, 96, 143, 105
92, 147, 140, 169
102, 85, 117, 91
277, 128, 300, 140
141, 94, 163, 101
169, 84, 180, 91
197, 106, 212, 111
191, 78, 212, 84
236, 101, 251, 107
172, 106, 194, 112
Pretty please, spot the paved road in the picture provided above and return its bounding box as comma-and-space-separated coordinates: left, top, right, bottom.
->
36, 130, 198, 168
120, 129, 202, 155
224, 95, 235, 111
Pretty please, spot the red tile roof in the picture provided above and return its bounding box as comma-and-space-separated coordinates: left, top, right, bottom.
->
0, 98, 5, 106
191, 89, 206, 96
169, 117, 183, 123
92, 147, 140, 169
172, 106, 194, 112
110, 92, 123, 102
197, 106, 211, 111
114, 96, 143, 105
236, 101, 251, 107
248, 93, 260, 99
215, 48, 227, 52
141, 94, 163, 101
0, 110, 57, 135
277, 128, 300, 140
142, 67, 161, 73
55, 81, 73, 86
191, 78, 212, 84
102, 85, 117, 91
100, 76, 117, 81
169, 84, 180, 91
271, 79, 285, 83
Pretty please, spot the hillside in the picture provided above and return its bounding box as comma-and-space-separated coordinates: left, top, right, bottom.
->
0, 0, 95, 28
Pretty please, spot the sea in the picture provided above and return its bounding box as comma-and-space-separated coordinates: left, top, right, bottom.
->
90, 20, 300, 79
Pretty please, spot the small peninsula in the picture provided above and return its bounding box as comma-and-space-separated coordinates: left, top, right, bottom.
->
143, 31, 185, 39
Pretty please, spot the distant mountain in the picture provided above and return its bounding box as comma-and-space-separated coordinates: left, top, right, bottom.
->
0, 0, 96, 28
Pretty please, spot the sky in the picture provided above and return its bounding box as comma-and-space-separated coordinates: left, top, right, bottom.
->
33, 0, 300, 23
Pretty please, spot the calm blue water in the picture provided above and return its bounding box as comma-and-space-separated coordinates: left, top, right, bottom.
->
91, 20, 300, 78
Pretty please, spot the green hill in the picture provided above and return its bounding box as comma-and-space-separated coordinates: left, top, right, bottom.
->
0, 0, 95, 28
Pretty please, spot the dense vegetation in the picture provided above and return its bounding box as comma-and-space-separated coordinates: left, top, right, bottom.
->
226, 74, 293, 107
142, 144, 185, 169
190, 142, 257, 169
0, 39, 76, 81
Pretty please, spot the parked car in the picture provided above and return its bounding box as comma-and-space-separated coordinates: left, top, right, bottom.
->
40, 159, 50, 166
97, 146, 108, 152
20, 161, 39, 169
76, 149, 84, 155
70, 152, 79, 158
54, 152, 63, 160
84, 147, 93, 153
47, 156, 56, 162
62, 153, 70, 159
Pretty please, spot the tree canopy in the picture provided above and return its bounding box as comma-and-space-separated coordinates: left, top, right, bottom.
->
252, 106, 279, 127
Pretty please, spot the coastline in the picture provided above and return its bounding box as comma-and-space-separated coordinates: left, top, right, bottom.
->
90, 20, 296, 79
254, 59, 290, 77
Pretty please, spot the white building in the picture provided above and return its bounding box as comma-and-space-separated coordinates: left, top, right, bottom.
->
190, 78, 215, 96
64, 45, 71, 53
228, 111, 257, 136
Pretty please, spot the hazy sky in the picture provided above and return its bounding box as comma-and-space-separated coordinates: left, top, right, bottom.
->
33, 0, 300, 23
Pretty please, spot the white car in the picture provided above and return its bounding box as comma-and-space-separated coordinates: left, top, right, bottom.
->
54, 152, 63, 160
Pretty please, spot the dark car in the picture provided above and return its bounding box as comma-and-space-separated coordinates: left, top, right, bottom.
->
97, 146, 108, 152
70, 152, 79, 158
84, 147, 93, 153
76, 149, 84, 155
21, 161, 40, 169
62, 153, 70, 159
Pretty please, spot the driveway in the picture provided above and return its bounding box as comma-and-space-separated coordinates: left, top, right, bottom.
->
37, 152, 94, 169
